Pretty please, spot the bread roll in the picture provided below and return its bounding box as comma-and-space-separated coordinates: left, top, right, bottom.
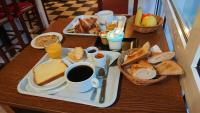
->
155, 60, 183, 75
67, 47, 84, 61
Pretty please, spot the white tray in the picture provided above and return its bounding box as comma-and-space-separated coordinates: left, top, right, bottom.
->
17, 48, 121, 108
63, 15, 127, 36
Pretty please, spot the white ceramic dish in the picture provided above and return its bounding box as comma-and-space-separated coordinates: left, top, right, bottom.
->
31, 32, 63, 49
63, 15, 127, 36
17, 48, 121, 108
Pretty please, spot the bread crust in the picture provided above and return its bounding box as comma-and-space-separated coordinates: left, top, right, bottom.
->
122, 42, 150, 66
148, 52, 175, 64
34, 72, 64, 86
155, 60, 183, 75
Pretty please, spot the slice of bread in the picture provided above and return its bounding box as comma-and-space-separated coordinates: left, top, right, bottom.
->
132, 68, 157, 80
148, 52, 175, 64
129, 60, 156, 80
155, 60, 183, 75
123, 42, 150, 66
33, 59, 67, 86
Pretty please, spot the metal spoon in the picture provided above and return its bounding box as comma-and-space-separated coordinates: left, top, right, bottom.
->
98, 67, 107, 103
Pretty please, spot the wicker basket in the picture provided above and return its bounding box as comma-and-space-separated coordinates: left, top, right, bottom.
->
117, 49, 167, 85
133, 15, 164, 33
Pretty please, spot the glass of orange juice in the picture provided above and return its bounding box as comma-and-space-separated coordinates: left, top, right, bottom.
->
44, 38, 62, 59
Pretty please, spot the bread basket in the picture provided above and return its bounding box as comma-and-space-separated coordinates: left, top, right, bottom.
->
133, 15, 164, 33
117, 48, 167, 85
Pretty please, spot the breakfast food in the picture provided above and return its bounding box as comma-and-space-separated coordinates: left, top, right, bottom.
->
33, 59, 67, 86
129, 60, 156, 80
155, 60, 183, 75
120, 42, 184, 83
67, 47, 84, 62
69, 17, 100, 34
148, 52, 175, 64
123, 42, 150, 66
35, 35, 58, 47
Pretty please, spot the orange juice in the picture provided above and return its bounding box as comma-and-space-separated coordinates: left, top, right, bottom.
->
45, 42, 62, 59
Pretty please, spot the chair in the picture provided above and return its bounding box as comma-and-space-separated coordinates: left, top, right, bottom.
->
1, 0, 45, 37
0, 0, 27, 48
97, 0, 138, 15
0, 1, 26, 67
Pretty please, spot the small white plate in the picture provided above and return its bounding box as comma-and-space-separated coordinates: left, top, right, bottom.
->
28, 60, 67, 91
31, 32, 63, 49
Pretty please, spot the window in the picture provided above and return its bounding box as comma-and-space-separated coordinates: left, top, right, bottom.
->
171, 0, 200, 38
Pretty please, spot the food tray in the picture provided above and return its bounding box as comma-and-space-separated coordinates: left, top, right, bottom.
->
63, 15, 127, 36
17, 48, 121, 108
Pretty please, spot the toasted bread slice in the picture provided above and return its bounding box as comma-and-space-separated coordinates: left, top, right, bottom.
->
148, 52, 175, 64
155, 60, 183, 75
33, 59, 67, 86
123, 42, 150, 66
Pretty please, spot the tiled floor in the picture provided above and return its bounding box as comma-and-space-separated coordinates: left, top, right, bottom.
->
43, 0, 98, 23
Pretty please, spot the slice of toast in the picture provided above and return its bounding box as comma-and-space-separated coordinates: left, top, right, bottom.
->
33, 59, 67, 86
148, 52, 175, 64
123, 42, 150, 66
155, 60, 183, 75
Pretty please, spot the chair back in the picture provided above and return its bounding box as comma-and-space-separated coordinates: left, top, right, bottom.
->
97, 0, 138, 15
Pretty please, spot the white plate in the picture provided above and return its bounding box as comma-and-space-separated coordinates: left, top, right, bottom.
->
31, 32, 63, 49
28, 60, 67, 91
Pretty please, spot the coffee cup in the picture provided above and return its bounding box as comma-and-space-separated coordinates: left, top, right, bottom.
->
64, 62, 99, 92
86, 46, 98, 61
95, 10, 114, 25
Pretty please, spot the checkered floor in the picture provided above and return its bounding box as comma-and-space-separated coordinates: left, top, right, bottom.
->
44, 0, 98, 23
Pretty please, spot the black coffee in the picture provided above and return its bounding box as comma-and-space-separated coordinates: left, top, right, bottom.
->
88, 49, 96, 53
67, 65, 93, 82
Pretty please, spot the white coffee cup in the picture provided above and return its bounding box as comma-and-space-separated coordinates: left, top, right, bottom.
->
95, 10, 114, 24
94, 52, 107, 67
86, 46, 98, 61
64, 62, 98, 93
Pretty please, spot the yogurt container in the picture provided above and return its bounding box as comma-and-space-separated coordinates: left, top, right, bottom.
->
107, 29, 124, 51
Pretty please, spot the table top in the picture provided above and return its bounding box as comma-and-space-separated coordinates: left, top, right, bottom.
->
0, 18, 186, 113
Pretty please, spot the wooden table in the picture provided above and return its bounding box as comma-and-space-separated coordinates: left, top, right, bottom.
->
0, 18, 186, 113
